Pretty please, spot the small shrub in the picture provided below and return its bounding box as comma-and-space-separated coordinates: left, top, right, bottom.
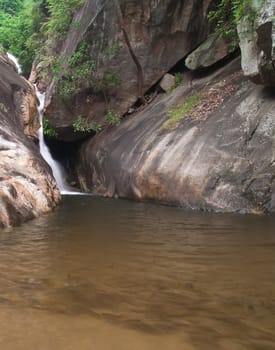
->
167, 72, 182, 92
89, 120, 103, 133
174, 72, 182, 87
45, 0, 84, 39
43, 118, 58, 137
72, 115, 102, 133
56, 43, 95, 98
105, 110, 121, 126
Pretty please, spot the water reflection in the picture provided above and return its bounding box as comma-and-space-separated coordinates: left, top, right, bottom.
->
0, 196, 275, 349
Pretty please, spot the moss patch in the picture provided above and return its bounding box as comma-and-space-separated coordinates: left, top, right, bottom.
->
163, 92, 203, 130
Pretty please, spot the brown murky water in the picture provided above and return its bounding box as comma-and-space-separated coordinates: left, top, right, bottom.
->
0, 196, 274, 349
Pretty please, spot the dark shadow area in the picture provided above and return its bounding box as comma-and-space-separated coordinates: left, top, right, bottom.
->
45, 136, 85, 187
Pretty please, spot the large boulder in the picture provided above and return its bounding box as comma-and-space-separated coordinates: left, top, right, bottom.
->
185, 33, 236, 70
238, 0, 275, 85
0, 56, 60, 228
76, 58, 275, 213
35, 0, 213, 141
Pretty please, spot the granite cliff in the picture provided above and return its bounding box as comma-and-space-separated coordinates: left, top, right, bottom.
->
33, 0, 213, 141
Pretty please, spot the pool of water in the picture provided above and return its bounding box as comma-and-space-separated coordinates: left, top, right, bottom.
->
0, 196, 274, 349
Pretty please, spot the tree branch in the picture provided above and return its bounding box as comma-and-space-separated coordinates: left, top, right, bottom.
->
114, 0, 146, 105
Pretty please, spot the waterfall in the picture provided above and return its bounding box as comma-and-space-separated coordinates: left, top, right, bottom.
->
7, 52, 22, 74
35, 87, 84, 195
35, 88, 68, 193
8, 52, 84, 195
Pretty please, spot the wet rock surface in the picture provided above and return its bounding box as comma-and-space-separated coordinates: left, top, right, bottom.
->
0, 56, 60, 227
76, 58, 275, 213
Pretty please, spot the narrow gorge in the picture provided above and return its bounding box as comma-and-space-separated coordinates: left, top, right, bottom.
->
2, 0, 275, 225
0, 1, 275, 349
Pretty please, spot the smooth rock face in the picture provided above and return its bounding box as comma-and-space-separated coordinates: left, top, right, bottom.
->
76, 58, 275, 213
39, 0, 213, 141
185, 33, 236, 70
0, 57, 60, 228
238, 0, 275, 85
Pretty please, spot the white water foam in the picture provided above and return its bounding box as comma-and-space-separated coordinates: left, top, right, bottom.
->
7, 51, 85, 196
35, 87, 84, 195
7, 52, 22, 74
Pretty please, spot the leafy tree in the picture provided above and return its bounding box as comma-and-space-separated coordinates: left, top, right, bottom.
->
0, 0, 83, 75
44, 0, 83, 38
0, 0, 44, 74
0, 0, 23, 15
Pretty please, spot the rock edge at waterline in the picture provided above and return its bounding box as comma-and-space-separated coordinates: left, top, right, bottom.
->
76, 58, 275, 214
0, 55, 60, 228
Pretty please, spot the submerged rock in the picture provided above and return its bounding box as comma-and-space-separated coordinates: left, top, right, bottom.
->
76, 58, 275, 213
0, 56, 60, 228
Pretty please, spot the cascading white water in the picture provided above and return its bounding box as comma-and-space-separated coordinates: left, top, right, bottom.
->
36, 88, 85, 195
7, 52, 22, 74
36, 88, 65, 190
8, 52, 84, 195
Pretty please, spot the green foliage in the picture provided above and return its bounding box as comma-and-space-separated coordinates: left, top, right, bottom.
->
163, 93, 203, 130
208, 0, 260, 42
57, 60, 95, 97
72, 115, 86, 132
44, 0, 84, 38
72, 111, 121, 134
56, 42, 95, 97
174, 72, 182, 87
43, 118, 58, 137
0, 0, 23, 15
0, 0, 46, 74
167, 72, 182, 92
0, 0, 84, 74
72, 115, 102, 133
105, 110, 121, 126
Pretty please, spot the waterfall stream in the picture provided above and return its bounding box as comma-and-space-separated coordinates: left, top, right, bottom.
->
7, 52, 22, 74
36, 88, 83, 195
36, 88, 69, 193
8, 52, 84, 195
